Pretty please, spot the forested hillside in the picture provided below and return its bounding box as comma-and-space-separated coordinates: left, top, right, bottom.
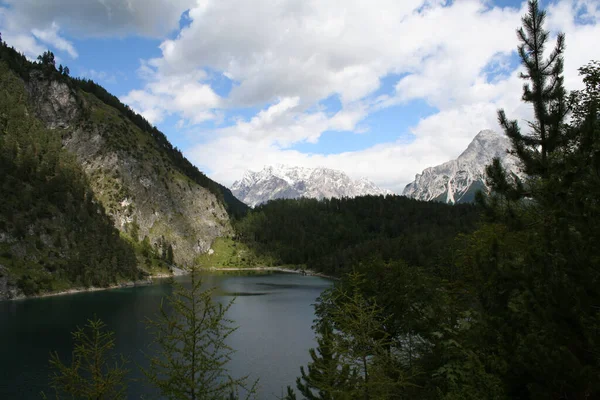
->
236, 195, 479, 275
0, 33, 249, 298
0, 36, 247, 272
0, 61, 141, 298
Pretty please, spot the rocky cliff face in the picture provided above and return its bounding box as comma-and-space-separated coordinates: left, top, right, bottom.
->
403, 130, 522, 204
25, 72, 232, 265
232, 165, 393, 207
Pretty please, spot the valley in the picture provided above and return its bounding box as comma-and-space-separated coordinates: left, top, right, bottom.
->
0, 0, 599, 398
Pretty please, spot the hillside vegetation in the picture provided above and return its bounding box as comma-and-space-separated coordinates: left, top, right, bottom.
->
0, 61, 142, 297
0, 35, 248, 298
236, 195, 480, 275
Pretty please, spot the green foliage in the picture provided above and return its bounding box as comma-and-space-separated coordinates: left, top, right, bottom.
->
290, 272, 413, 400
142, 267, 258, 399
194, 237, 275, 269
37, 50, 56, 68
287, 4, 600, 399
127, 217, 140, 243
292, 322, 354, 400
468, 1, 600, 398
236, 195, 479, 275
43, 318, 129, 400
167, 244, 174, 265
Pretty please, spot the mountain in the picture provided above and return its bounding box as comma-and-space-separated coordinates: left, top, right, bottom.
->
403, 130, 521, 204
0, 43, 246, 298
231, 165, 393, 207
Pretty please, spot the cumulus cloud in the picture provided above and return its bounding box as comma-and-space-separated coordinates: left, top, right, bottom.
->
0, 0, 193, 62
121, 68, 222, 125
1, 0, 194, 37
32, 22, 78, 59
159, 0, 598, 191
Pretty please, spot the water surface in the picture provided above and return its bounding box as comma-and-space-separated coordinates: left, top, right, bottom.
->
0, 272, 331, 399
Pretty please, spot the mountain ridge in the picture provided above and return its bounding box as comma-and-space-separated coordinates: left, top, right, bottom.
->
403, 130, 521, 204
232, 165, 393, 207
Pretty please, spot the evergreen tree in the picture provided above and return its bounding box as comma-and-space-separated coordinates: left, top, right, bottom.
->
142, 267, 258, 399
37, 50, 56, 68
44, 318, 129, 399
128, 217, 140, 243
307, 273, 410, 399
167, 244, 175, 265
288, 322, 353, 400
469, 1, 600, 397
496, 0, 567, 182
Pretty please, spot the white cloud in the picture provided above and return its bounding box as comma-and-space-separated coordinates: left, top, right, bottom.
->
0, 32, 46, 60
121, 68, 222, 125
31, 22, 78, 59
205, 96, 371, 148
176, 0, 600, 192
1, 0, 194, 38
0, 0, 194, 63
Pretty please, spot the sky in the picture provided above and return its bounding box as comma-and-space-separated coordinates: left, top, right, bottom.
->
0, 0, 599, 193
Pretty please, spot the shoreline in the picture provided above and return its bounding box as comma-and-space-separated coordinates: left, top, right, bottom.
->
5, 266, 335, 301
8, 277, 156, 301
197, 266, 338, 280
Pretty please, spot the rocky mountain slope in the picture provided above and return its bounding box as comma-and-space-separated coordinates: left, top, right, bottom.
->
232, 165, 393, 207
403, 130, 521, 204
0, 42, 247, 298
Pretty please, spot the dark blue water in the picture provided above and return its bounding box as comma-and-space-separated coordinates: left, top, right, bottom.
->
0, 272, 331, 399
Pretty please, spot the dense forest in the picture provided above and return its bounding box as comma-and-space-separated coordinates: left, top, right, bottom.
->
236, 195, 479, 275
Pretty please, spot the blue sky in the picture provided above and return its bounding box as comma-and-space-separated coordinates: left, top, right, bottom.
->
0, 0, 598, 192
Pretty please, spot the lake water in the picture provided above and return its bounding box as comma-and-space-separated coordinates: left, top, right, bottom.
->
0, 272, 332, 399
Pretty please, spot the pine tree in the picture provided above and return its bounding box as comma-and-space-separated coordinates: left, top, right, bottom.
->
308, 273, 410, 400
167, 244, 175, 265
37, 50, 56, 68
469, 2, 600, 397
128, 217, 140, 243
496, 0, 568, 183
142, 267, 258, 399
44, 318, 129, 399
289, 322, 353, 400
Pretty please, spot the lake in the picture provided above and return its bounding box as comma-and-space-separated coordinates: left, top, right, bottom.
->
0, 272, 332, 399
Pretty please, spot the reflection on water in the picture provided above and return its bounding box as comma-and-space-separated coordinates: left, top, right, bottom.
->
0, 272, 332, 399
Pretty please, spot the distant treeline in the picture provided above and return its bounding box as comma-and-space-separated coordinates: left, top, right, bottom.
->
236, 195, 480, 275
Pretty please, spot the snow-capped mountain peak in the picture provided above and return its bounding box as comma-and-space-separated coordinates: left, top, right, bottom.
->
231, 165, 393, 207
403, 130, 521, 204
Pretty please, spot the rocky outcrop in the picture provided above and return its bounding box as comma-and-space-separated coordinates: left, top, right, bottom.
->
0, 265, 18, 300
26, 71, 81, 129
403, 130, 522, 204
24, 73, 232, 265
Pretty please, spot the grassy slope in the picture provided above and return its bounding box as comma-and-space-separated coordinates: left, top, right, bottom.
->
194, 237, 280, 269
